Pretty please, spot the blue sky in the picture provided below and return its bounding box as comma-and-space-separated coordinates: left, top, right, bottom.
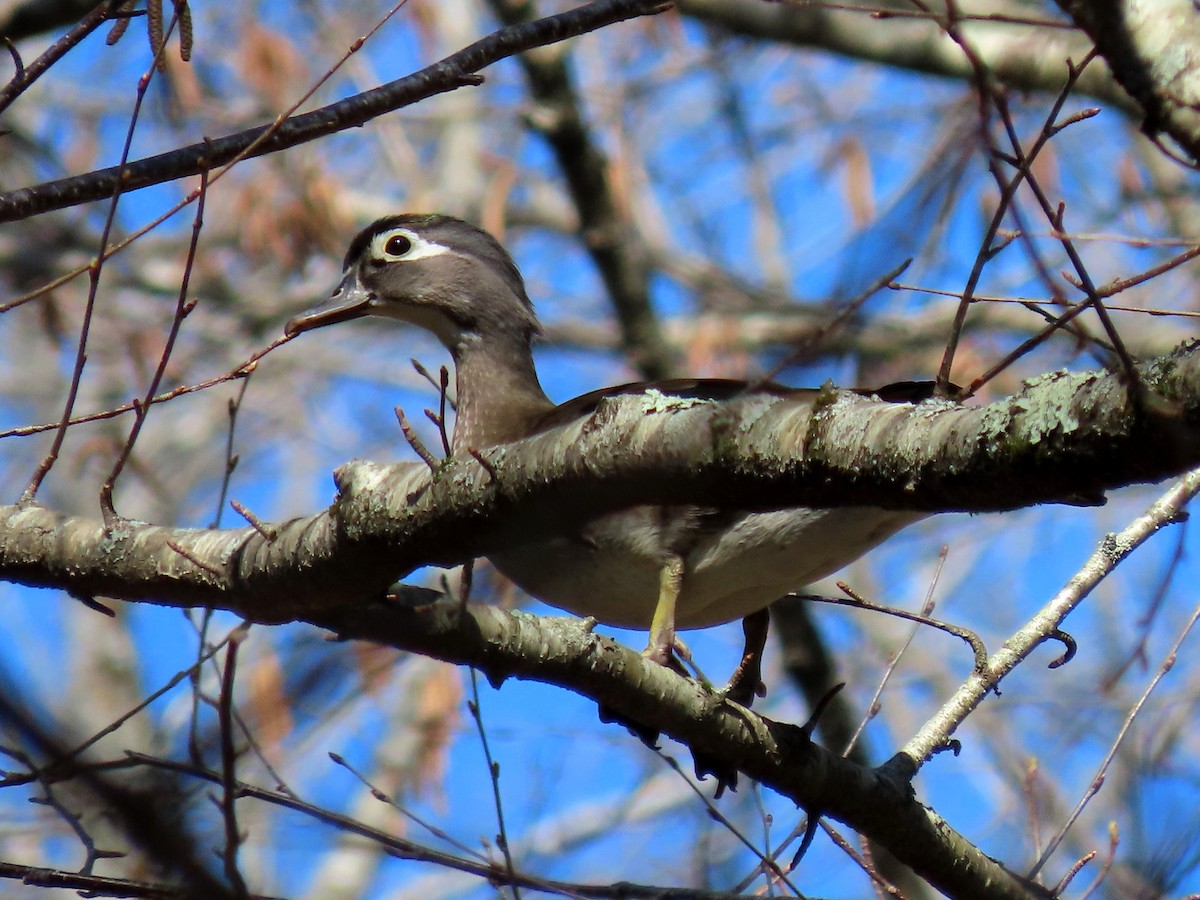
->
3, 4, 1200, 898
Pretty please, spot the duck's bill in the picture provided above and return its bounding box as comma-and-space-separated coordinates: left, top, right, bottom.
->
284, 269, 374, 336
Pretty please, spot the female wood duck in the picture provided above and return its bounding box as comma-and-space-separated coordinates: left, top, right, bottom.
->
286, 214, 922, 699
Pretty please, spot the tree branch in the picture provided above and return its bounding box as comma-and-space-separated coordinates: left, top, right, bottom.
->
486, 0, 675, 379
310, 598, 1051, 900
3, 349, 1198, 898
2, 345, 1200, 620
677, 0, 1135, 115
1054, 0, 1200, 160
0, 0, 671, 222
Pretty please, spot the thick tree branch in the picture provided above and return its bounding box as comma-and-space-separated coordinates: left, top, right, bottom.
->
1, 344, 1199, 621
677, 0, 1135, 115
1055, 0, 1200, 159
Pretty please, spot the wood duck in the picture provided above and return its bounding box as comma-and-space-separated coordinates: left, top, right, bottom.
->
286, 214, 922, 699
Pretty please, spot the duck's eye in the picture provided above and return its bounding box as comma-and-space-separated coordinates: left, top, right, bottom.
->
383, 234, 412, 258
368, 227, 449, 265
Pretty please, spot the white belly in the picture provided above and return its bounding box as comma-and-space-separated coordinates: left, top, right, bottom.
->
488, 506, 921, 630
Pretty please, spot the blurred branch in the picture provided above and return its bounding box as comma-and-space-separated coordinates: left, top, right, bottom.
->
0, 679, 238, 896
0, 1, 115, 113
120, 749, 794, 899
677, 0, 1136, 115
0, 860, 250, 898
771, 597, 935, 899
485, 0, 674, 379
543, 301, 1196, 367
1054, 0, 1200, 161
0, 0, 671, 222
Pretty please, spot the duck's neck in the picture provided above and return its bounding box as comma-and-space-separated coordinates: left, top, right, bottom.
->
449, 331, 554, 453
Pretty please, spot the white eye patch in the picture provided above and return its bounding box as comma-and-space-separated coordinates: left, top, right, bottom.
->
367, 228, 453, 265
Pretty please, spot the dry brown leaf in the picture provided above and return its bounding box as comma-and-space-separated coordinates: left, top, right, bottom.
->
353, 642, 402, 696
237, 19, 308, 110
838, 137, 875, 229
1028, 138, 1060, 203
162, 52, 205, 119
1117, 154, 1144, 199
409, 662, 461, 801
247, 645, 293, 755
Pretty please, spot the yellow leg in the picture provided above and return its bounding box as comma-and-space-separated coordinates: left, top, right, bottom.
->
644, 556, 684, 667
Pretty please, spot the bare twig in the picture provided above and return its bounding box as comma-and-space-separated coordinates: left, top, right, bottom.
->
935, 44, 1099, 394
100, 168, 209, 520
329, 752, 486, 861
230, 501, 277, 542
466, 668, 521, 898
1028, 598, 1200, 878
214, 631, 250, 898
656, 751, 800, 895
165, 539, 225, 577
211, 376, 253, 529
0, 0, 671, 223
844, 545, 949, 757
0, 348, 270, 440
903, 466, 1200, 768
0, 2, 117, 115
396, 406, 440, 470
797, 579, 987, 673
21, 32, 169, 501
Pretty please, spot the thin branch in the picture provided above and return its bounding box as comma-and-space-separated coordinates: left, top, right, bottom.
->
0, 342, 274, 441
328, 752, 487, 862
22, 12, 178, 503
0, 859, 257, 900
656, 751, 801, 895
934, 41, 1095, 393
122, 751, 755, 899
212, 376, 253, 530
100, 168, 209, 519
467, 669, 521, 898
902, 466, 1200, 766
215, 631, 250, 898
0, 0, 671, 222
843, 545, 949, 757
1028, 596, 1200, 878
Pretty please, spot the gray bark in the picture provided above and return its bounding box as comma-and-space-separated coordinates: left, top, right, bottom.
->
1, 342, 1198, 621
